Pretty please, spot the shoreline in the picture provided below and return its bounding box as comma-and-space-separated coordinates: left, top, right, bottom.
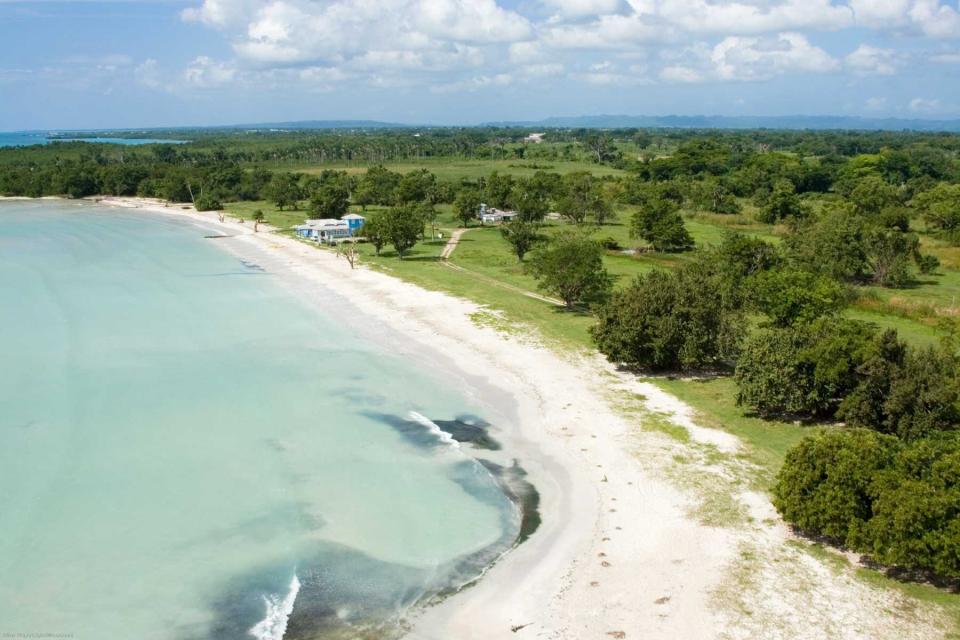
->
83, 196, 736, 638
4, 195, 952, 640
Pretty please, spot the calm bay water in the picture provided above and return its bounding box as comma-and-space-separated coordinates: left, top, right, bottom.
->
0, 201, 520, 640
0, 132, 187, 147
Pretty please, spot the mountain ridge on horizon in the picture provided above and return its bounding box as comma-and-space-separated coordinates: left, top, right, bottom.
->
11, 114, 960, 135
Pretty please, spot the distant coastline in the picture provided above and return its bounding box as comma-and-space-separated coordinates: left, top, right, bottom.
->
5, 113, 960, 139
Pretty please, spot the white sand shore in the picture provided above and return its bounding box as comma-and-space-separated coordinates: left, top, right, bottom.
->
12, 195, 948, 639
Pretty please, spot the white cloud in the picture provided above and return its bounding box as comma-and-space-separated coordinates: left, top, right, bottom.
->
509, 41, 546, 64
183, 56, 237, 88
660, 65, 704, 82
850, 0, 960, 37
134, 58, 162, 89
710, 32, 839, 81
909, 96, 943, 113
431, 72, 513, 92
186, 0, 531, 67
845, 44, 902, 75
172, 0, 960, 95
518, 63, 565, 77
182, 0, 262, 28
540, 0, 622, 18
865, 96, 888, 111
657, 0, 853, 34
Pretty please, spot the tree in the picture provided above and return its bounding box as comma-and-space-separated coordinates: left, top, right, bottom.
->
913, 183, 960, 242
394, 169, 437, 204
849, 175, 900, 217
688, 177, 741, 214
735, 317, 875, 419
354, 165, 400, 208
194, 193, 222, 212
363, 211, 388, 256
757, 179, 809, 223
511, 178, 551, 223
839, 334, 960, 441
630, 188, 693, 252
263, 172, 301, 211
484, 172, 515, 208
252, 209, 265, 232
584, 133, 619, 164
558, 172, 612, 225
385, 203, 423, 259
500, 221, 540, 262
748, 268, 846, 327
336, 241, 360, 269
785, 206, 869, 283
708, 233, 781, 308
592, 260, 745, 371
310, 181, 350, 219
864, 227, 918, 287
454, 187, 481, 227
773, 429, 900, 546
866, 436, 960, 577
528, 231, 612, 308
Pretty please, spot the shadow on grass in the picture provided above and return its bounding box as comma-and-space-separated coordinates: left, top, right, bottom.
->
793, 528, 960, 593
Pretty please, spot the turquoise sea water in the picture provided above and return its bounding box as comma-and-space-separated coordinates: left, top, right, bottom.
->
0, 200, 520, 639
0, 132, 187, 147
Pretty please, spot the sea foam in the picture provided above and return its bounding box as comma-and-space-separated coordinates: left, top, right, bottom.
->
249, 574, 301, 640
408, 411, 461, 448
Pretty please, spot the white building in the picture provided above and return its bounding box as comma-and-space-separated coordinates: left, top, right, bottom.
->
294, 219, 353, 243
480, 207, 518, 224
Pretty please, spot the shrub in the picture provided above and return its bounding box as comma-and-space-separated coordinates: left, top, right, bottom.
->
528, 231, 612, 309
773, 429, 900, 546
591, 259, 744, 371
735, 318, 874, 419
748, 268, 846, 327
867, 436, 960, 577
194, 194, 222, 212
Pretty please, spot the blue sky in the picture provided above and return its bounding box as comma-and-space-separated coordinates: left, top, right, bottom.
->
2, 0, 960, 130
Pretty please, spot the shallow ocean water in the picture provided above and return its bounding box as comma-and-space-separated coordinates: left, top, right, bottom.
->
0, 200, 519, 640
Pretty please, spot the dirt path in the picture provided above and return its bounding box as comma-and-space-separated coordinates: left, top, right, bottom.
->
439, 226, 565, 307
440, 227, 470, 260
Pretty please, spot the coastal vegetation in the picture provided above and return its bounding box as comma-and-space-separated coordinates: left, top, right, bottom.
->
4, 125, 960, 594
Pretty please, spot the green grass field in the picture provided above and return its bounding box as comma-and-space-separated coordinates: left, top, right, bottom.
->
282, 157, 627, 181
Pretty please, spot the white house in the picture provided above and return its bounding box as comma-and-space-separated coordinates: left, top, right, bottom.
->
480, 207, 518, 224
294, 219, 353, 244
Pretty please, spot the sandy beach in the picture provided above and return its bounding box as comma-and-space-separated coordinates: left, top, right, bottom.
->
33, 196, 953, 639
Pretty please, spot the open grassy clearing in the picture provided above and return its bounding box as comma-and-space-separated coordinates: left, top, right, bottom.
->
283, 157, 628, 181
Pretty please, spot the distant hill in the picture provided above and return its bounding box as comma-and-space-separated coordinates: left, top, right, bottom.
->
484, 114, 960, 132
234, 119, 407, 130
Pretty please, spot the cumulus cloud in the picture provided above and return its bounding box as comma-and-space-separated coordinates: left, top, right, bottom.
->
850, 0, 960, 37
710, 32, 839, 81
845, 44, 902, 75
540, 0, 623, 19
656, 0, 853, 34
183, 56, 237, 87
172, 0, 960, 95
